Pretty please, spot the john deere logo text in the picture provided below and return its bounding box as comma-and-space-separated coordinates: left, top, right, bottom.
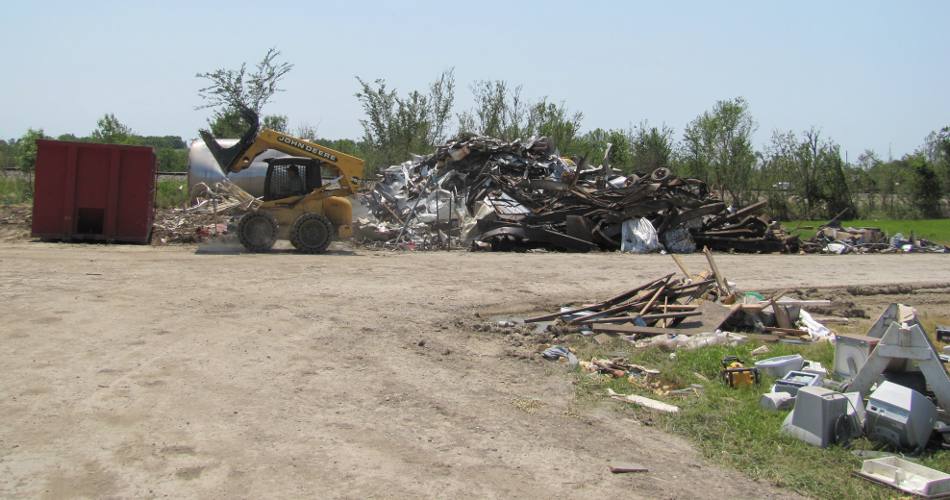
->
277, 136, 338, 162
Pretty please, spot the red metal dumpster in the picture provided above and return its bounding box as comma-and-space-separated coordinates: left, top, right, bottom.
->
31, 140, 156, 243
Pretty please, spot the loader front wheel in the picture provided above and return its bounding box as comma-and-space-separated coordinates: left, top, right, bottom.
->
238, 211, 278, 252
290, 213, 333, 253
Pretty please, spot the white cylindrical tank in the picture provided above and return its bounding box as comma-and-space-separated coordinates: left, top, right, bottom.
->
187, 139, 289, 199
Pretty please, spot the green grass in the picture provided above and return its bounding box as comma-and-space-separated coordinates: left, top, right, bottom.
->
155, 179, 187, 208
787, 219, 950, 245
2, 176, 189, 209
0, 176, 32, 205
572, 338, 950, 499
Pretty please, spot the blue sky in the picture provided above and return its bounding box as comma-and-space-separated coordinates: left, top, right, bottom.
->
2, 0, 947, 159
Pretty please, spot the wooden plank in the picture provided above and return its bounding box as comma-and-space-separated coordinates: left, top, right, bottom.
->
774, 299, 832, 307
740, 333, 783, 343
660, 296, 669, 328
528, 274, 673, 324
703, 247, 729, 295
638, 284, 667, 315
763, 326, 804, 335
670, 254, 691, 279
813, 316, 850, 324
569, 299, 645, 325
668, 279, 716, 293
582, 310, 701, 325
609, 465, 649, 474
593, 324, 677, 336
607, 389, 679, 413
641, 311, 702, 320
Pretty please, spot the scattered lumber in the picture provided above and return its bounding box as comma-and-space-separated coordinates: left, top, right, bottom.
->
607, 389, 680, 413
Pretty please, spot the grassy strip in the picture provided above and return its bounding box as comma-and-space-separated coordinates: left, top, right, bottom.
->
571, 336, 949, 499
787, 219, 950, 245
2, 177, 189, 209
0, 176, 32, 205
155, 179, 187, 208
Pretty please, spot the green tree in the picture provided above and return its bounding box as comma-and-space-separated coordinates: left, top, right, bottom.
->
573, 128, 632, 172
456, 81, 584, 155
315, 138, 366, 158
207, 108, 290, 137
196, 48, 293, 114
921, 126, 950, 197
92, 113, 133, 144
820, 145, 856, 219
629, 121, 674, 173
262, 114, 288, 132
458, 80, 532, 141
682, 97, 757, 205
294, 123, 319, 140
909, 155, 943, 218
16, 128, 46, 173
156, 148, 188, 172
0, 140, 13, 170
355, 69, 455, 171
138, 136, 186, 149
531, 99, 583, 155
56, 133, 82, 142
765, 128, 855, 219
207, 107, 249, 137
196, 47, 293, 141
869, 159, 914, 217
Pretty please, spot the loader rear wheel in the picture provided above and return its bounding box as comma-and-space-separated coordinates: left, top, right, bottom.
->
238, 211, 278, 252
290, 213, 333, 253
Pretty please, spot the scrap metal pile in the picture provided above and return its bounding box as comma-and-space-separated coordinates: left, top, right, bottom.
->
358, 136, 798, 253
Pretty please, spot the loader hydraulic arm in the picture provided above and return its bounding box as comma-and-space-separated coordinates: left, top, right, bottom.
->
199, 106, 364, 194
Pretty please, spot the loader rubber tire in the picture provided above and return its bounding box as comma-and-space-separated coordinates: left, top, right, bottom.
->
238, 211, 278, 252
290, 213, 333, 253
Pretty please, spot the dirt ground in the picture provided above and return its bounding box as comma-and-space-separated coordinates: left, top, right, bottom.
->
2, 242, 950, 499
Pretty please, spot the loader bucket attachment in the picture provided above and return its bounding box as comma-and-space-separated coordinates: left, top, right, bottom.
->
198, 105, 260, 173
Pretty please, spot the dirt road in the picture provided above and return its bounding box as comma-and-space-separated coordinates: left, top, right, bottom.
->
2, 243, 949, 499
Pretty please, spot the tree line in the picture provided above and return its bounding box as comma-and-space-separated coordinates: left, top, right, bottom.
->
0, 113, 190, 173
4, 60, 948, 220
349, 70, 949, 221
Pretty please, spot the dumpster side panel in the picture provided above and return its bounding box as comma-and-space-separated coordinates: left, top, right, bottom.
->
31, 139, 155, 243
74, 147, 111, 236
32, 141, 69, 238
116, 148, 156, 241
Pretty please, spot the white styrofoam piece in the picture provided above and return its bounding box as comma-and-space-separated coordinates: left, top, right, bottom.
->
858, 456, 950, 498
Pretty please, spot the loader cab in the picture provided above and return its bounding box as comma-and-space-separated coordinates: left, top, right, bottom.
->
262, 157, 323, 201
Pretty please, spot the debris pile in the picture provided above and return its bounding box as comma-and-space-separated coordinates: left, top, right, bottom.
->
151, 181, 259, 244
525, 271, 721, 336
804, 224, 949, 254
526, 252, 834, 347
359, 135, 799, 253
761, 303, 950, 484
0, 204, 32, 241
518, 255, 950, 492
800, 211, 949, 254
